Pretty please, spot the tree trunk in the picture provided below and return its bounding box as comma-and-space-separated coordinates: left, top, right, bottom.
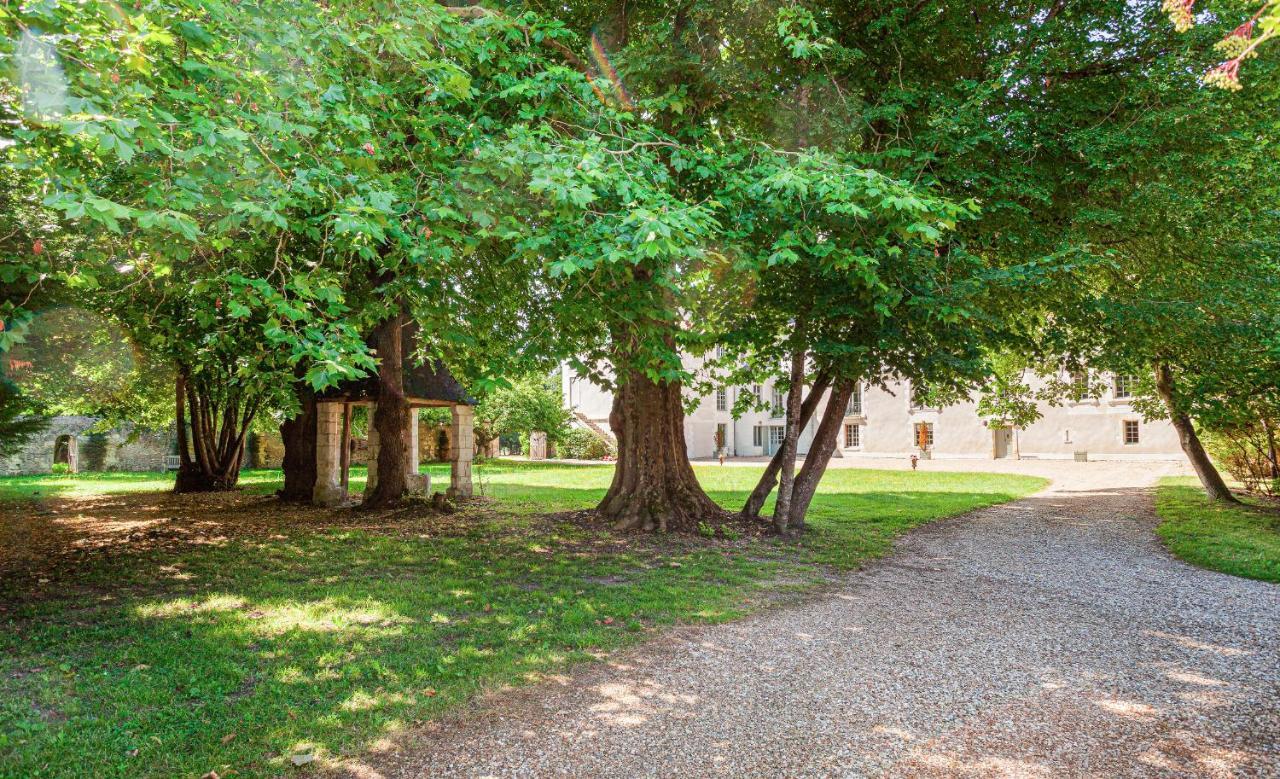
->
173, 367, 255, 493
597, 370, 724, 532
362, 310, 410, 508
741, 372, 830, 519
1153, 362, 1237, 503
787, 380, 855, 530
772, 345, 807, 533
279, 382, 317, 502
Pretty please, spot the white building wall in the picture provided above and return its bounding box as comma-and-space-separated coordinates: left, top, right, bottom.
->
563, 364, 1183, 462
841, 376, 1182, 461
562, 363, 819, 460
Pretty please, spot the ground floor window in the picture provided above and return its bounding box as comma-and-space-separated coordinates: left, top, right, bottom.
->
844, 423, 860, 448
715, 423, 727, 451
1123, 419, 1140, 445
753, 426, 762, 447
913, 422, 934, 449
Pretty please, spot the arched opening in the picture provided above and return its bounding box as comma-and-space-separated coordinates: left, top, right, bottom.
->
53, 434, 77, 473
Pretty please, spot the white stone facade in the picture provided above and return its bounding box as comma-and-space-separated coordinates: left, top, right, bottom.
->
562, 362, 1183, 462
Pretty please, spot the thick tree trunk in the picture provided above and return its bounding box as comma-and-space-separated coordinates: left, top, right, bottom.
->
1153, 362, 1237, 503
362, 310, 410, 508
772, 345, 808, 533
597, 370, 724, 532
279, 383, 318, 502
173, 367, 255, 493
741, 372, 830, 519
787, 380, 855, 530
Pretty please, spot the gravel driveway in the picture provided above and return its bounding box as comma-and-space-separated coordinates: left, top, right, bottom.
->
339, 461, 1280, 778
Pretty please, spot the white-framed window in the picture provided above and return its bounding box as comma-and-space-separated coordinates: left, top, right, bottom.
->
1114, 374, 1136, 399
844, 423, 860, 448
1123, 419, 1140, 445
752, 384, 762, 402
847, 383, 862, 416
771, 387, 785, 417
715, 388, 727, 412
913, 422, 934, 448
1064, 428, 1072, 444
752, 426, 763, 447
715, 345, 725, 359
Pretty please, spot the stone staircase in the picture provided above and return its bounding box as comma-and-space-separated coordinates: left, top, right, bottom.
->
571, 411, 616, 444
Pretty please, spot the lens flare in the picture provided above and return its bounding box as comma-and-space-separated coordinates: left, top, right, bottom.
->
15, 30, 68, 120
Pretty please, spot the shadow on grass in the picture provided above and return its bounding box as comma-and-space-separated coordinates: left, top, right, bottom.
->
0, 464, 1044, 778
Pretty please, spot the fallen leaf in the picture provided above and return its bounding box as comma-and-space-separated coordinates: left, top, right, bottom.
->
423, 688, 437, 697
290, 753, 315, 767
221, 732, 237, 744
201, 772, 219, 779
602, 617, 615, 625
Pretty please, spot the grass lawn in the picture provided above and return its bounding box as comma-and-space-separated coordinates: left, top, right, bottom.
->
0, 461, 1044, 778
1154, 476, 1280, 583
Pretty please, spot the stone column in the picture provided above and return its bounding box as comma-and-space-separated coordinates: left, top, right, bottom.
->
405, 408, 429, 493
365, 402, 379, 495
449, 404, 474, 498
529, 431, 548, 460
312, 402, 347, 506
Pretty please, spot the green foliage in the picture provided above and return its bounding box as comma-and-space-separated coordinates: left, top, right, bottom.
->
474, 374, 571, 446
1156, 477, 1280, 582
558, 426, 616, 460
0, 378, 47, 457
4, 307, 172, 429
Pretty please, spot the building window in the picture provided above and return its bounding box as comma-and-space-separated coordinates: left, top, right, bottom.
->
1123, 420, 1140, 445
771, 387, 785, 417
752, 384, 762, 403
913, 422, 934, 449
847, 383, 862, 416
1064, 428, 1072, 444
1070, 371, 1090, 398
844, 423, 860, 448
715, 345, 725, 359
752, 426, 763, 447
715, 388, 727, 412
715, 423, 727, 451
1114, 374, 1136, 399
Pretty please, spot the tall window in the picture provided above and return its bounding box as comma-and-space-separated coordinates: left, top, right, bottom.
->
751, 384, 762, 403
715, 423, 727, 451
1114, 374, 1136, 399
771, 387, 785, 417
847, 383, 862, 415
752, 426, 763, 447
844, 423, 860, 448
715, 388, 727, 412
1123, 420, 1140, 445
913, 422, 934, 448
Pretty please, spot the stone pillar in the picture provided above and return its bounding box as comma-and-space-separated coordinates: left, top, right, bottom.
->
365, 402, 379, 495
405, 408, 429, 493
449, 405, 474, 498
313, 403, 347, 506
529, 431, 548, 460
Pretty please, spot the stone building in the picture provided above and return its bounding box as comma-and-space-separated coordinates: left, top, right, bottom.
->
312, 360, 476, 506
0, 416, 173, 476
564, 359, 1184, 462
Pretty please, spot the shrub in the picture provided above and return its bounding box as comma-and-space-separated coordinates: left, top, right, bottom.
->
1204, 422, 1280, 496
558, 427, 616, 460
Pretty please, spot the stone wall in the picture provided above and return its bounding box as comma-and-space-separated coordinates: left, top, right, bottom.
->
0, 416, 173, 475
248, 430, 286, 469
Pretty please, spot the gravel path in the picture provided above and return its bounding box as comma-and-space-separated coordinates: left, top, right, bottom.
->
340, 462, 1280, 778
